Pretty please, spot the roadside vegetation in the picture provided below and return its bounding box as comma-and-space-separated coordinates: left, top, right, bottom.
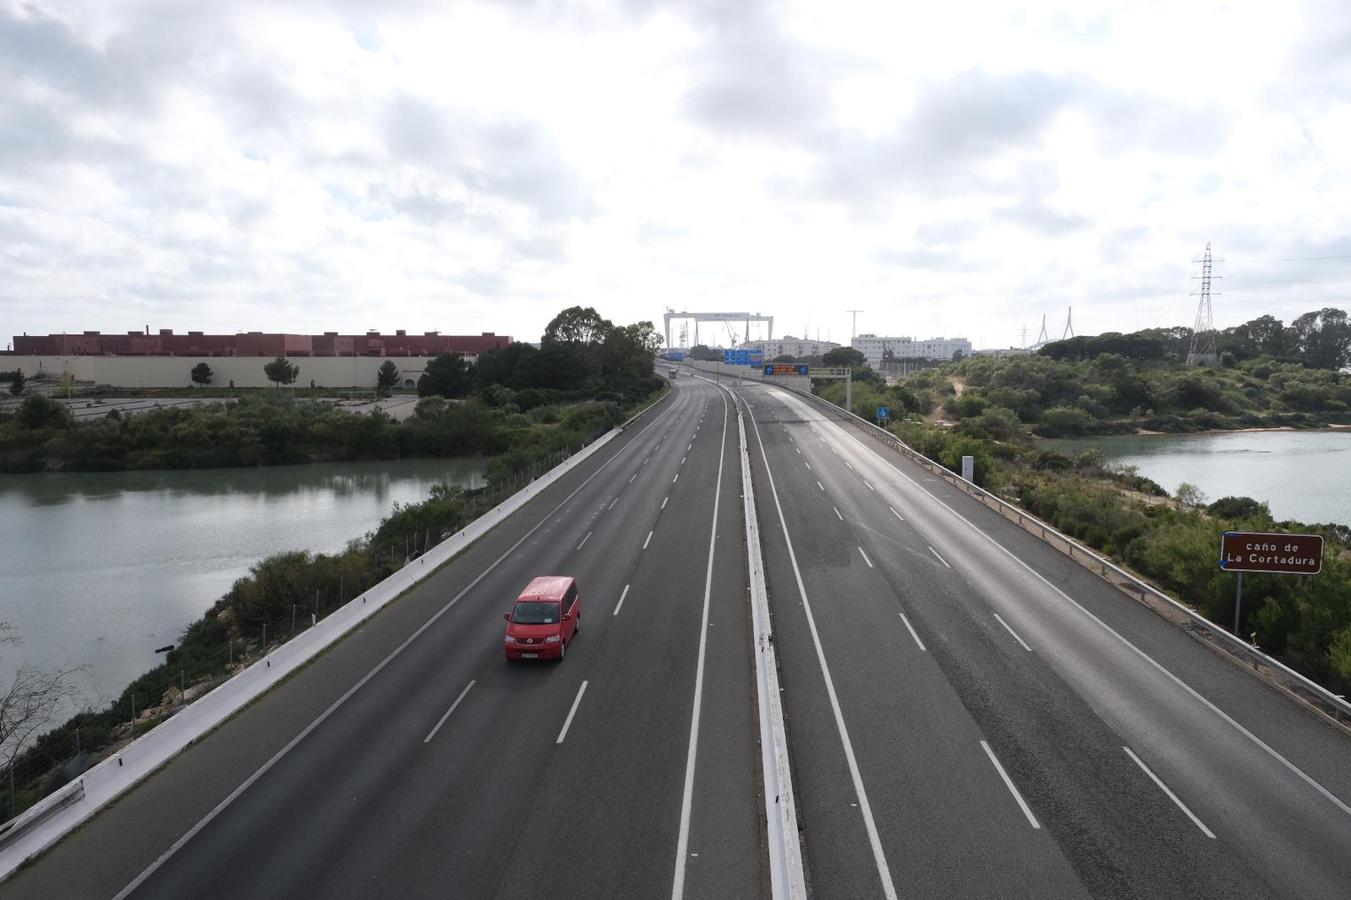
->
816, 309, 1351, 437
0, 306, 664, 480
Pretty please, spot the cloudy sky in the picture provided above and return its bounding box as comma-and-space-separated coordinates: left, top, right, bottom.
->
3, 0, 1350, 350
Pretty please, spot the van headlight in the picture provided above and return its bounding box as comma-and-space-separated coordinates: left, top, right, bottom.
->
545, 635, 561, 643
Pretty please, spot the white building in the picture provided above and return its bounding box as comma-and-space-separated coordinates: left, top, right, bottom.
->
850, 334, 972, 368
742, 336, 840, 359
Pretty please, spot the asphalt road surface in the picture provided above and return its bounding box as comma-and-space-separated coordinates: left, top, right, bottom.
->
7, 371, 1351, 898
4, 377, 765, 900
742, 380, 1351, 898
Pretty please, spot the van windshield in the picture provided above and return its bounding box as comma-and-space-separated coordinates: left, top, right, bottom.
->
512, 601, 559, 625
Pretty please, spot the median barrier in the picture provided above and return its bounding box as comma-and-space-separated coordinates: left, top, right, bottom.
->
771, 381, 1351, 730
718, 379, 806, 900
0, 389, 672, 879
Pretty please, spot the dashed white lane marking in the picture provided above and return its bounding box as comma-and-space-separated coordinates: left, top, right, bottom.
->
858, 546, 874, 568
993, 613, 1032, 652
817, 481, 824, 491
644, 530, 653, 549
845, 461, 854, 470
576, 531, 592, 551
613, 584, 631, 616
899, 614, 926, 651
644, 456, 650, 465
928, 546, 952, 568
834, 506, 843, 521
805, 462, 812, 471
889, 507, 903, 521
662, 496, 669, 510
608, 497, 619, 510
556, 681, 589, 744
864, 480, 875, 492
1123, 746, 1216, 839
424, 680, 476, 743
628, 473, 637, 484
980, 740, 1040, 829
682, 456, 686, 465
795, 447, 801, 454
673, 473, 680, 483
688, 444, 693, 451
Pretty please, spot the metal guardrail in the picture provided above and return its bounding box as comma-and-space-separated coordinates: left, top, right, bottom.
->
779, 383, 1351, 727
0, 780, 83, 851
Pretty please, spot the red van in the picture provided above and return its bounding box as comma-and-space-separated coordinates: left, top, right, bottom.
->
503, 576, 581, 662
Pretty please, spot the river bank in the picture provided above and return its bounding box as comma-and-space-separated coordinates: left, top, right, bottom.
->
0, 458, 488, 713
1039, 429, 1351, 527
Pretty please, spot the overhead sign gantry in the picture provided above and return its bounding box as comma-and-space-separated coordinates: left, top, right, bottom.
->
663, 309, 774, 349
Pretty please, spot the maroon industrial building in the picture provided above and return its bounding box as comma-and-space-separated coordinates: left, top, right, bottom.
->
9, 329, 513, 357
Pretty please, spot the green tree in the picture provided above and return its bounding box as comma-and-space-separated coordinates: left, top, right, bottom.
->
190, 362, 213, 386
687, 344, 722, 361
1288, 308, 1351, 370
263, 357, 299, 387
16, 396, 71, 430
822, 347, 866, 368
376, 360, 400, 391
542, 306, 613, 347
418, 353, 474, 398
8, 370, 23, 396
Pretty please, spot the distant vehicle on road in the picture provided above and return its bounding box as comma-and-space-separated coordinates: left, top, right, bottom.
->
504, 575, 581, 661
669, 367, 679, 378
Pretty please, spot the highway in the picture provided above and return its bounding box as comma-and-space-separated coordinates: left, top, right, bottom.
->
7, 370, 1351, 898
741, 380, 1351, 897
3, 376, 765, 899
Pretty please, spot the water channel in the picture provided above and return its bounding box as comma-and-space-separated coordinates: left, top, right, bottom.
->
1040, 429, 1351, 527
0, 459, 486, 713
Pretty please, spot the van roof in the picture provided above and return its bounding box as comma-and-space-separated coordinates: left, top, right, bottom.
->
517, 575, 575, 601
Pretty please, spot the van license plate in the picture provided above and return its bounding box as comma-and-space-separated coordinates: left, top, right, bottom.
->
521, 653, 538, 659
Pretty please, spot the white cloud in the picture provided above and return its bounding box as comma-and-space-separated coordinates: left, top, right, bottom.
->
1, 0, 1348, 351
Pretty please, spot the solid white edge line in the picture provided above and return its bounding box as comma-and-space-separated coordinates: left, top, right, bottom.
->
671, 380, 730, 899
927, 545, 952, 569
899, 614, 927, 652
1123, 745, 1216, 839
110, 401, 678, 900
993, 613, 1033, 652
980, 740, 1040, 829
783, 390, 1351, 820
556, 680, 589, 744
644, 530, 653, 549
613, 584, 631, 616
424, 681, 476, 743
746, 401, 898, 900
858, 546, 874, 568
576, 531, 592, 551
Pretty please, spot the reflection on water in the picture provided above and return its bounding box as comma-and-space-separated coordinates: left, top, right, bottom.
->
1040, 430, 1351, 527
0, 459, 486, 712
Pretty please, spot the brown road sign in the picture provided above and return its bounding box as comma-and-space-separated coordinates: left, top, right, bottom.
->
1220, 531, 1324, 575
